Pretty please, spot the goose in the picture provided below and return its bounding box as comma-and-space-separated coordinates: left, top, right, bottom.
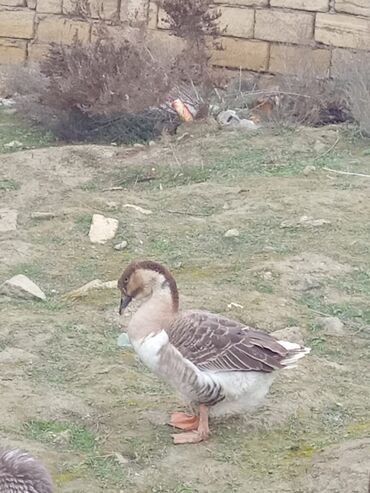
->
118, 259, 311, 444
0, 448, 54, 492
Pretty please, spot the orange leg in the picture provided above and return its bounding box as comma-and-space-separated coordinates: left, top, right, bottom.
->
169, 412, 200, 431
171, 404, 209, 444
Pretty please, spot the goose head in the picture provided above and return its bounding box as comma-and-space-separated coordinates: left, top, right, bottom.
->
117, 260, 179, 315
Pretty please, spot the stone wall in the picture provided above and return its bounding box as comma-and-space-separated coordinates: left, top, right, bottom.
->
0, 0, 369, 78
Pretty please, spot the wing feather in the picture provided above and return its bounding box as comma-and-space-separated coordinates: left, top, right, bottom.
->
167, 310, 289, 373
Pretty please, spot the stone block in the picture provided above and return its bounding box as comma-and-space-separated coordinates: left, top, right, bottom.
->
121, 0, 148, 24
0, 9, 35, 39
211, 38, 269, 71
63, 0, 119, 19
0, 38, 27, 63
255, 9, 314, 45
214, 0, 267, 5
335, 0, 370, 17
36, 0, 61, 13
270, 0, 328, 11
269, 44, 330, 77
36, 15, 91, 43
316, 13, 370, 50
219, 7, 254, 39
0, 0, 25, 6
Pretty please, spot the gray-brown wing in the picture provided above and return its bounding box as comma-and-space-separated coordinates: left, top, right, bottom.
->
167, 310, 289, 373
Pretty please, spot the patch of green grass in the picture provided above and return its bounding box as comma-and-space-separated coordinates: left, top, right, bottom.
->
0, 107, 55, 154
82, 456, 126, 486
0, 178, 18, 191
75, 213, 92, 234
302, 293, 370, 326
24, 419, 96, 451
9, 262, 43, 279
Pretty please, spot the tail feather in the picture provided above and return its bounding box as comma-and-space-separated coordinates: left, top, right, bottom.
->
278, 340, 311, 369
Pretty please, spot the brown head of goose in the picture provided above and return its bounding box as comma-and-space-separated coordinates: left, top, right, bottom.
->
118, 259, 311, 444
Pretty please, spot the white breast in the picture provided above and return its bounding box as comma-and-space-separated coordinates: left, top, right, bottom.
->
131, 330, 169, 371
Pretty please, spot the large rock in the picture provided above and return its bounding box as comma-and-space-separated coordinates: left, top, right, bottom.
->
0, 274, 46, 301
0, 209, 18, 233
89, 214, 118, 244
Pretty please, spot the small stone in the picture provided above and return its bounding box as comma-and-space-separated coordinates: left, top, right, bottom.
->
272, 327, 304, 346
303, 165, 316, 176
0, 274, 46, 301
238, 119, 259, 130
262, 271, 273, 280
0, 209, 18, 233
89, 214, 118, 244
31, 212, 56, 220
222, 203, 230, 210
114, 240, 128, 251
224, 228, 240, 238
148, 141, 156, 146
4, 140, 23, 149
299, 216, 331, 227
114, 453, 129, 466
227, 302, 244, 310
117, 332, 132, 348
217, 110, 239, 126
133, 143, 145, 148
317, 317, 345, 337
314, 140, 326, 153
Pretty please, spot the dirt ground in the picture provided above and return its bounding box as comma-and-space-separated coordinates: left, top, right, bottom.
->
1, 119, 370, 492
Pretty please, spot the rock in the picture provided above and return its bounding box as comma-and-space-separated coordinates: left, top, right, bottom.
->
31, 212, 56, 220
303, 165, 316, 176
314, 140, 326, 153
117, 332, 132, 348
148, 141, 156, 146
114, 240, 128, 251
123, 204, 153, 215
224, 228, 240, 238
89, 214, 118, 244
0, 274, 46, 301
317, 317, 345, 337
227, 302, 244, 310
0, 209, 18, 233
4, 140, 23, 149
133, 143, 145, 148
238, 119, 259, 130
0, 347, 39, 364
114, 452, 129, 466
63, 279, 117, 301
218, 110, 239, 125
217, 110, 259, 130
299, 216, 331, 227
272, 326, 305, 346
280, 216, 331, 229
262, 271, 273, 280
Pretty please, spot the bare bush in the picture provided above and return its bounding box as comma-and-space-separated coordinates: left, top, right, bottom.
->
9, 26, 182, 143
339, 54, 370, 136
214, 56, 349, 127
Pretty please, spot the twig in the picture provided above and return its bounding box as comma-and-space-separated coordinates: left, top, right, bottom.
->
314, 137, 340, 161
165, 209, 210, 217
102, 186, 125, 192
323, 167, 370, 178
